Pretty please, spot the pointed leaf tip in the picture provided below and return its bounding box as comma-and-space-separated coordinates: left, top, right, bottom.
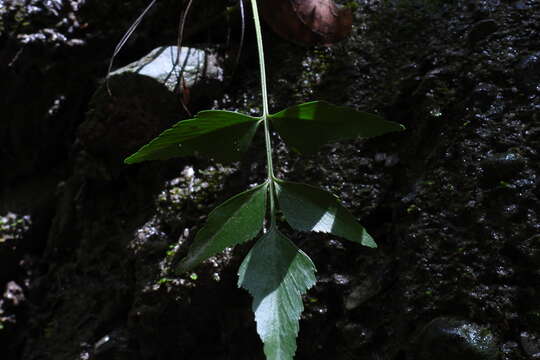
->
269, 100, 404, 154
275, 179, 377, 248
238, 229, 316, 360
177, 182, 268, 273
124, 155, 137, 164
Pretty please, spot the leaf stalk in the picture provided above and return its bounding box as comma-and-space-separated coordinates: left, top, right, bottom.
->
250, 0, 277, 226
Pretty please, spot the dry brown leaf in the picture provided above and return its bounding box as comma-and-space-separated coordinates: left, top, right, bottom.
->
262, 0, 353, 46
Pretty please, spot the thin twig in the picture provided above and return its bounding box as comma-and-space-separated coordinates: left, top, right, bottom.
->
174, 0, 194, 116
235, 0, 246, 67
106, 0, 158, 97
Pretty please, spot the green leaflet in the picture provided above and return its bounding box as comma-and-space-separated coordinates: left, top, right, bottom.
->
268, 100, 404, 154
238, 228, 316, 360
177, 182, 268, 273
124, 110, 262, 164
275, 179, 377, 248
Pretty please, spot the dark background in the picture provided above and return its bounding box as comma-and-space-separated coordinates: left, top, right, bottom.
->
1, 0, 539, 359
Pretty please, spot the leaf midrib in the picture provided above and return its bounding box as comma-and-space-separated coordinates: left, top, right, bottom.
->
169, 117, 262, 144
197, 183, 266, 252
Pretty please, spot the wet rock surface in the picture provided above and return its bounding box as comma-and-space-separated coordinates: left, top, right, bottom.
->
413, 317, 499, 360
1, 0, 539, 359
521, 331, 540, 359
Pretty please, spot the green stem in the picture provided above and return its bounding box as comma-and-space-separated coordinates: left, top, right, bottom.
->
250, 0, 277, 226
250, 0, 269, 117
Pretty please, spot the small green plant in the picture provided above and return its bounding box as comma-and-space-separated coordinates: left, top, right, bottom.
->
124, 1, 403, 359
